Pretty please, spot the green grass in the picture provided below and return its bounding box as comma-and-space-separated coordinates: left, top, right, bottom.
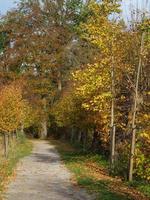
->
53, 139, 150, 199
52, 139, 133, 200
127, 180, 150, 198
0, 136, 32, 197
77, 178, 131, 200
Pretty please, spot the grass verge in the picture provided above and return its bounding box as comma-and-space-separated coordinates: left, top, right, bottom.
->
126, 181, 150, 198
51, 138, 149, 200
0, 135, 32, 198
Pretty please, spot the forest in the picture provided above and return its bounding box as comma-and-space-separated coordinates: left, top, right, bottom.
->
0, 0, 149, 199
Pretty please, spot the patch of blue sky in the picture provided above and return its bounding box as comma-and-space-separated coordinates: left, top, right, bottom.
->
0, 0, 19, 15
121, 0, 150, 22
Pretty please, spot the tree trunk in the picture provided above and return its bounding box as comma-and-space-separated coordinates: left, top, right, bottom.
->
40, 119, 47, 139
78, 131, 82, 143
8, 134, 10, 146
70, 127, 75, 143
58, 71, 62, 91
3, 133, 8, 158
91, 129, 99, 151
21, 124, 24, 135
129, 32, 145, 181
83, 132, 87, 149
11, 132, 16, 144
40, 97, 48, 139
110, 125, 116, 171
110, 55, 116, 172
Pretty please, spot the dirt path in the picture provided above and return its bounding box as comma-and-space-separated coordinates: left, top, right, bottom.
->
4, 140, 94, 200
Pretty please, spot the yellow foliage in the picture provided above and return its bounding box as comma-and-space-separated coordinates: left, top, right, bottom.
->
0, 84, 31, 133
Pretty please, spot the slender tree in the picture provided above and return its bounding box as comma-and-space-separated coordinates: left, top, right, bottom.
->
129, 31, 145, 181
110, 54, 116, 171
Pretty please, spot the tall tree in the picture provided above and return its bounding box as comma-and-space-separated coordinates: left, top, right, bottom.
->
129, 31, 146, 181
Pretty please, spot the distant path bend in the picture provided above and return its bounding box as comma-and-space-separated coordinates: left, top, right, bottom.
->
4, 140, 93, 200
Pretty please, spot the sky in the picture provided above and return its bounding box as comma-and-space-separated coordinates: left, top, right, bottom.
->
0, 0, 19, 15
0, 0, 150, 20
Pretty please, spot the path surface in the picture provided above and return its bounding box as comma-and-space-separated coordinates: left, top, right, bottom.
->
4, 140, 94, 200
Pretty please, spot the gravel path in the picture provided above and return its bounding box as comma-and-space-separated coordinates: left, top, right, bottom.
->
4, 140, 94, 200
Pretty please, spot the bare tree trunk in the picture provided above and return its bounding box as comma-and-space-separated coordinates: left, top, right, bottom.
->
83, 132, 87, 150
11, 131, 16, 144
91, 129, 100, 151
21, 124, 24, 135
40, 119, 47, 139
40, 98, 48, 139
3, 133, 8, 158
8, 134, 10, 146
78, 131, 82, 143
110, 56, 116, 172
129, 32, 145, 181
58, 71, 62, 91
70, 127, 75, 143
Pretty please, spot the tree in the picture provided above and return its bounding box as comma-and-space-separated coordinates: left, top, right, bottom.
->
76, 0, 124, 169
0, 0, 93, 138
0, 84, 31, 157
128, 18, 149, 180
